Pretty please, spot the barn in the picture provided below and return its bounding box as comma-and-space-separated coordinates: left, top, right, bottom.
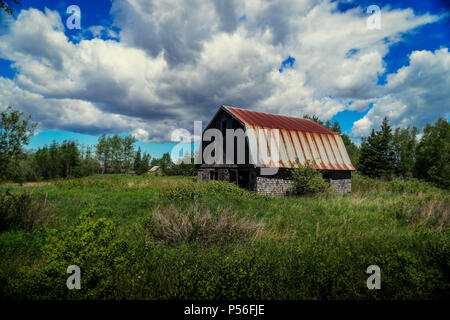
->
197, 105, 356, 196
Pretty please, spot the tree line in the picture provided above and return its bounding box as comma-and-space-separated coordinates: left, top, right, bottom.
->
358, 117, 449, 188
1, 106, 448, 188
0, 106, 196, 183
305, 114, 449, 188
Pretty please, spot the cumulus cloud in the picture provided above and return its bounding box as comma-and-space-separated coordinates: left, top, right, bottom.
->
0, 1, 447, 142
351, 48, 450, 138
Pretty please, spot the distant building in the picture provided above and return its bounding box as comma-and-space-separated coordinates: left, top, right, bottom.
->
197, 105, 355, 195
148, 166, 162, 174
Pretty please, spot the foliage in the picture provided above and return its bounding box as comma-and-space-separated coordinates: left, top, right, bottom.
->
150, 152, 173, 173
0, 189, 51, 233
162, 180, 262, 201
0, 0, 21, 16
358, 117, 395, 179
291, 162, 330, 195
133, 147, 151, 175
415, 118, 450, 188
392, 126, 419, 178
96, 134, 136, 174
351, 172, 444, 195
163, 153, 196, 176
37, 208, 134, 299
0, 106, 37, 180
34, 140, 81, 179
0, 175, 449, 299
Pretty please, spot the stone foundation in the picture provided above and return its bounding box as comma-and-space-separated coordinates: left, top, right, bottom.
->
255, 176, 294, 196
198, 168, 352, 196
324, 170, 352, 194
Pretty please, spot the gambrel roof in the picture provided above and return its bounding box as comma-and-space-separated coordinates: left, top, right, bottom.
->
218, 105, 356, 171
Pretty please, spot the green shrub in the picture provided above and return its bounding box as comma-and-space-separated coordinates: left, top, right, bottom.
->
162, 180, 263, 201
36, 208, 134, 299
291, 162, 329, 195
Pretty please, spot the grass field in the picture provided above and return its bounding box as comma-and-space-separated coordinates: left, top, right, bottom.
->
0, 173, 449, 299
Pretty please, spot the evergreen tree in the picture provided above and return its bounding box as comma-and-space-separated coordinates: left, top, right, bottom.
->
133, 147, 142, 171
137, 153, 151, 175
303, 114, 324, 126
377, 117, 395, 177
358, 117, 395, 179
331, 121, 342, 134
358, 129, 380, 177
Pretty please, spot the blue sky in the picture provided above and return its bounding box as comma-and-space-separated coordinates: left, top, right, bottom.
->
0, 0, 449, 157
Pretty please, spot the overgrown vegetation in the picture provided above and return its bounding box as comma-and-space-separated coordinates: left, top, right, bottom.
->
0, 190, 52, 233
0, 174, 448, 299
305, 114, 449, 188
290, 162, 330, 195
162, 180, 263, 200
143, 205, 262, 245
0, 106, 449, 299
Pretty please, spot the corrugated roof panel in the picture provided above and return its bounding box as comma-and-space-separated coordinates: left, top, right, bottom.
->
296, 131, 313, 164
243, 126, 355, 170
225, 106, 337, 135
282, 129, 300, 166
280, 129, 294, 167
335, 135, 356, 170
328, 135, 347, 170
304, 132, 323, 169
313, 133, 331, 169
321, 134, 340, 170
257, 127, 269, 167
289, 130, 305, 165
218, 106, 355, 171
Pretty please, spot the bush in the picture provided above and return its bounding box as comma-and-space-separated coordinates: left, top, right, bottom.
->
291, 162, 329, 195
162, 180, 263, 201
0, 190, 52, 233
143, 205, 263, 246
37, 207, 134, 299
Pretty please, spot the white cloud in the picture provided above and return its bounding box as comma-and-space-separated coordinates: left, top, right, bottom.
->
351, 48, 450, 137
0, 2, 447, 142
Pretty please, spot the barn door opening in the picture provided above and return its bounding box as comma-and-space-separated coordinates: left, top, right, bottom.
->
229, 169, 238, 185
237, 169, 249, 190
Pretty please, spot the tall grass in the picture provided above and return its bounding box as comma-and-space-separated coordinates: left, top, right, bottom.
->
143, 205, 263, 245
0, 173, 448, 299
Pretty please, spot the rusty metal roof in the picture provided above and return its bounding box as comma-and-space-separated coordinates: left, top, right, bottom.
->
223, 106, 356, 171
224, 106, 337, 135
